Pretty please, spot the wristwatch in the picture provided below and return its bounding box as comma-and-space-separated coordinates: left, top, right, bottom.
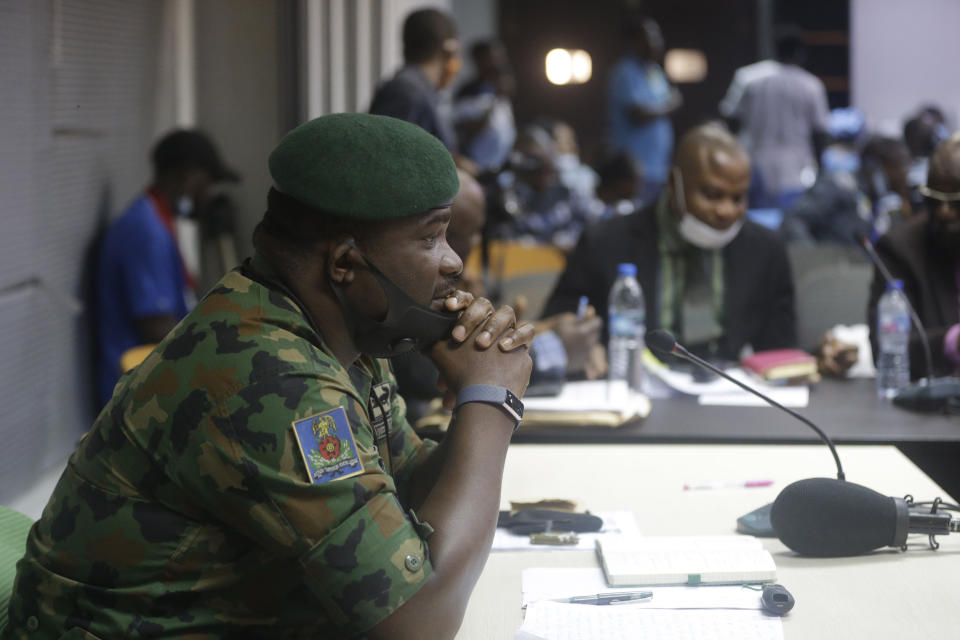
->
454, 384, 524, 431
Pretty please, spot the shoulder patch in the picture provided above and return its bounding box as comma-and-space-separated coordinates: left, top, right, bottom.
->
291, 407, 363, 484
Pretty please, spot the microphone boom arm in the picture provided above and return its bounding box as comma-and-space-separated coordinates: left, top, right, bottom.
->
666, 341, 846, 481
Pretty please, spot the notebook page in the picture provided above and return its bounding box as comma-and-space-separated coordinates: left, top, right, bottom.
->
516, 602, 784, 640
521, 568, 765, 610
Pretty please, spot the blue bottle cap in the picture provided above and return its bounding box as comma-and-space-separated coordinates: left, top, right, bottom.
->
617, 263, 637, 277
886, 279, 904, 292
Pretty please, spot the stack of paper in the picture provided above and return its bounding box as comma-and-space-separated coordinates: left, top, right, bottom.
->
516, 602, 784, 640
642, 350, 809, 408
521, 567, 767, 610
520, 380, 652, 428
518, 566, 784, 640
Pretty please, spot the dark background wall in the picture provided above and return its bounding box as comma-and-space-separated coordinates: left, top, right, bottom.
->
499, 0, 848, 166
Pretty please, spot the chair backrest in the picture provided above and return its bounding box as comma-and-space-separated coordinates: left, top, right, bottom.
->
465, 240, 567, 319
0, 505, 33, 631
794, 261, 874, 352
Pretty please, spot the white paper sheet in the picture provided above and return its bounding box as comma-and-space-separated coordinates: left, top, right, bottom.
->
492, 510, 640, 552
521, 380, 650, 417
521, 567, 767, 610
516, 601, 784, 640
645, 356, 810, 408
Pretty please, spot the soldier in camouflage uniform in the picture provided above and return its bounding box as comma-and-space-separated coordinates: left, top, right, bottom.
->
4, 114, 533, 639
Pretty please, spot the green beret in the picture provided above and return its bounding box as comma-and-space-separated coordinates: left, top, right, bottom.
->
268, 113, 459, 220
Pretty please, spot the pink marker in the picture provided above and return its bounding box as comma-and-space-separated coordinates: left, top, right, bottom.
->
683, 480, 774, 491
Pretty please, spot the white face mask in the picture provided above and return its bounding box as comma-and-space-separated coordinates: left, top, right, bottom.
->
678, 212, 744, 249
672, 168, 744, 249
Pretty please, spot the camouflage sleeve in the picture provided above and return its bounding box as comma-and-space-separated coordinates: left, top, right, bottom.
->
169, 373, 434, 635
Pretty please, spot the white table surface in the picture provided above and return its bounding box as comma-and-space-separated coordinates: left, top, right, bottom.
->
456, 444, 959, 639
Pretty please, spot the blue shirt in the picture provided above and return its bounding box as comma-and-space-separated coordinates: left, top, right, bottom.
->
606, 56, 674, 185
96, 192, 189, 405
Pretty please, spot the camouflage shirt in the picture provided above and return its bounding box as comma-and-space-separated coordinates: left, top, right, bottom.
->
5, 255, 438, 639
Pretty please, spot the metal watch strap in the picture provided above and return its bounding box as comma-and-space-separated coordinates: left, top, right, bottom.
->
454, 384, 524, 431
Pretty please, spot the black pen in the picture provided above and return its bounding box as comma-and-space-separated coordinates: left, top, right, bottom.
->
550, 591, 653, 606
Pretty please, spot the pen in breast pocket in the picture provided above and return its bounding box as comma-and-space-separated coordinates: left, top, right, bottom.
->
577, 295, 589, 320
551, 591, 653, 606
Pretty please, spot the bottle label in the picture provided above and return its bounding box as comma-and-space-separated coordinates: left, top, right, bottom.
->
878, 313, 909, 335
609, 311, 644, 338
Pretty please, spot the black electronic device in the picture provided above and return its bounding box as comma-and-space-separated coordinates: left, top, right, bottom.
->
853, 232, 960, 414
647, 329, 960, 556
761, 584, 795, 615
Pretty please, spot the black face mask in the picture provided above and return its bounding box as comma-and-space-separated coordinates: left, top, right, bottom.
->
331, 244, 459, 358
928, 215, 960, 258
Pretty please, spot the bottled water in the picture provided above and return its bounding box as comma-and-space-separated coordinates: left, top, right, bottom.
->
876, 279, 911, 399
608, 263, 645, 389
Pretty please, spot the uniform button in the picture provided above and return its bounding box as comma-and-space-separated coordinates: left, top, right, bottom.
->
404, 554, 422, 572
26, 616, 39, 631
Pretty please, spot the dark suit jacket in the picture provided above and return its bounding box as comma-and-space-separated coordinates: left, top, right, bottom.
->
369, 65, 457, 152
868, 216, 959, 379
542, 204, 797, 360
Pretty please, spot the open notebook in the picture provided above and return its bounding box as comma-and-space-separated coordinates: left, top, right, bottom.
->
596, 535, 776, 587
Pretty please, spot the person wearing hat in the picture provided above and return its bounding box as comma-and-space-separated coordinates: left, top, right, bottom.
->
6, 113, 533, 639
94, 129, 239, 406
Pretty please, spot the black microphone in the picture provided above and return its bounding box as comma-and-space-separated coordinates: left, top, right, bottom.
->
770, 477, 959, 557
646, 329, 845, 481
853, 233, 960, 414
647, 329, 958, 556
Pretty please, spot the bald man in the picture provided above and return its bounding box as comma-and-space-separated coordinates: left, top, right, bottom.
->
544, 123, 797, 361
868, 133, 960, 379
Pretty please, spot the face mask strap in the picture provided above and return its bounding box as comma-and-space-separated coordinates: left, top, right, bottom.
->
333, 237, 459, 357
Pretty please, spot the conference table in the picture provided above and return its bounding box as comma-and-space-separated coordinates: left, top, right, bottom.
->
512, 378, 958, 445
456, 444, 959, 639
510, 376, 960, 501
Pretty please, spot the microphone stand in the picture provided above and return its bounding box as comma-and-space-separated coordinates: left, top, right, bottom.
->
648, 329, 846, 538
661, 341, 845, 482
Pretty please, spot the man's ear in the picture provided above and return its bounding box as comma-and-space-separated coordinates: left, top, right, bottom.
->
328, 237, 361, 284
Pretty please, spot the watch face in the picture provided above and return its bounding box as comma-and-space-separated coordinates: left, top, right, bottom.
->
504, 390, 524, 420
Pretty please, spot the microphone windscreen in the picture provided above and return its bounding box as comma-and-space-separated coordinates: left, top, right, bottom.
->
646, 329, 677, 356
771, 478, 899, 557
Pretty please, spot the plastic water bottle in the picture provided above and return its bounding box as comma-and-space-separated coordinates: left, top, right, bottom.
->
608, 263, 645, 389
876, 279, 911, 399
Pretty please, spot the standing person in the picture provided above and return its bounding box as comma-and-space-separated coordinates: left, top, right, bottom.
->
727, 25, 830, 209
867, 132, 960, 379
94, 129, 238, 407
606, 15, 682, 207
5, 114, 534, 638
454, 39, 516, 172
544, 124, 796, 361
369, 7, 461, 153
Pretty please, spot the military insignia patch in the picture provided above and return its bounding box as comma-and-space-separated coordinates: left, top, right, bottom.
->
369, 381, 393, 442
291, 407, 363, 484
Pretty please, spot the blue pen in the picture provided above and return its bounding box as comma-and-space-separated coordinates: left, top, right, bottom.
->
577, 295, 589, 320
